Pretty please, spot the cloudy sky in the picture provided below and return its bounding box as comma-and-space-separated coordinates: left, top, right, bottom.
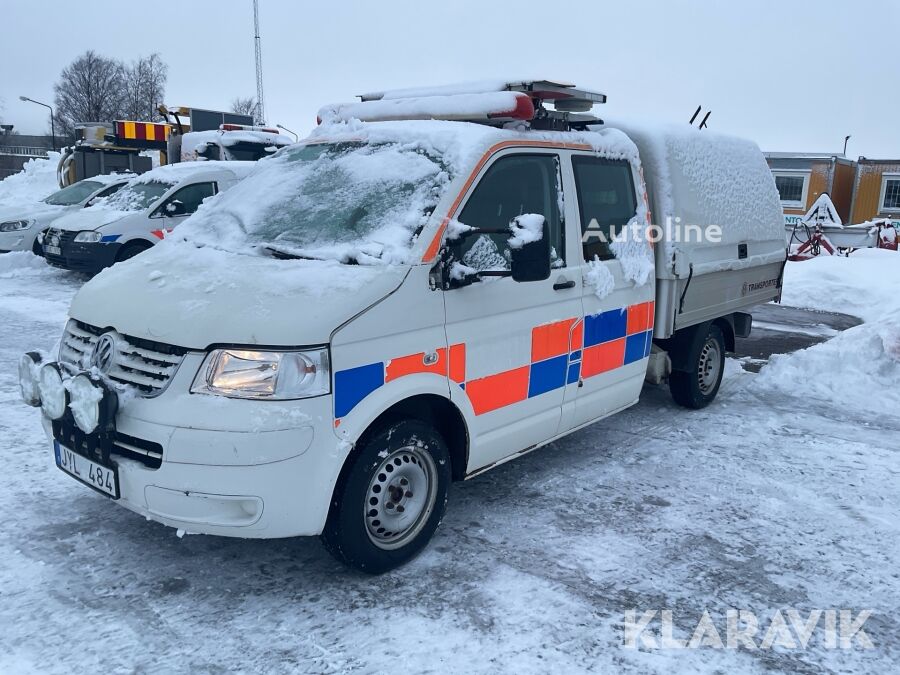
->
2, 0, 897, 157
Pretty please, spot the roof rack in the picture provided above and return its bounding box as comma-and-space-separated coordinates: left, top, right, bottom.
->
319, 79, 606, 131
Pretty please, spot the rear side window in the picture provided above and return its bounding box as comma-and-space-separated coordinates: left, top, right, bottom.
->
572, 156, 637, 261
455, 154, 563, 272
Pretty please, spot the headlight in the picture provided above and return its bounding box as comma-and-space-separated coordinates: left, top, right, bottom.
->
191, 348, 330, 400
0, 220, 32, 232
74, 231, 102, 243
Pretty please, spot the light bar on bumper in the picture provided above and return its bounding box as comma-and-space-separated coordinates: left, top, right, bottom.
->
191, 347, 330, 400
19, 352, 119, 434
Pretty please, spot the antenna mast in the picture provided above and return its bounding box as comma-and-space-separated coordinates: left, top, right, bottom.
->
253, 0, 266, 124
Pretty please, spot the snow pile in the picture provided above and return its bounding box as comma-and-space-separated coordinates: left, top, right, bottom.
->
753, 250, 900, 412
0, 152, 61, 208
780, 248, 899, 323
508, 213, 544, 249
584, 256, 616, 299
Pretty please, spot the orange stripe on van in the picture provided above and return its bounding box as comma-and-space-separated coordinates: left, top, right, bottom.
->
449, 343, 466, 383
581, 339, 626, 378
466, 366, 530, 415
385, 348, 447, 382
626, 301, 653, 335
571, 320, 584, 351
531, 318, 577, 362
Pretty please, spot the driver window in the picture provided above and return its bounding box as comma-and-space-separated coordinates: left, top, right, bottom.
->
454, 154, 563, 272
160, 182, 217, 216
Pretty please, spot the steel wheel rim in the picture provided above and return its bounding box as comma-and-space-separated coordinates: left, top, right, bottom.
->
364, 445, 438, 550
697, 337, 722, 395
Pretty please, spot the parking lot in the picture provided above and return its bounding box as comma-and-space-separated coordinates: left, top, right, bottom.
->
2, 254, 897, 674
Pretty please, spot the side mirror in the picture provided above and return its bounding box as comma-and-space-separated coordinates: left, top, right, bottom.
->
165, 200, 186, 216
509, 214, 551, 282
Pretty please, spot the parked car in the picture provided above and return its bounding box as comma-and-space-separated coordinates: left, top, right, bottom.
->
41, 161, 256, 273
18, 80, 786, 573
0, 175, 131, 255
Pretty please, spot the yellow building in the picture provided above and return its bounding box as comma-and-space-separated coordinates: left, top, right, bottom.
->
766, 153, 900, 228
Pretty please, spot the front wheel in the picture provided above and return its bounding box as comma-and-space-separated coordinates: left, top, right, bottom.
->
321, 420, 451, 574
669, 324, 726, 409
115, 240, 153, 264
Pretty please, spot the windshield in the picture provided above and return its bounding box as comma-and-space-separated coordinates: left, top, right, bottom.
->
180, 141, 450, 265
93, 180, 173, 212
42, 180, 104, 206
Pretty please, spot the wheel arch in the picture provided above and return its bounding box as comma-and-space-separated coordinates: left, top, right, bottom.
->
341, 393, 469, 483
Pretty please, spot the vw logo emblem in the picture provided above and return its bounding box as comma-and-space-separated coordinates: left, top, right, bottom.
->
90, 332, 118, 374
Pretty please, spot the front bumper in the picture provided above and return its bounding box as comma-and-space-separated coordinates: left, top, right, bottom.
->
0, 227, 36, 253
43, 234, 122, 273
39, 359, 345, 538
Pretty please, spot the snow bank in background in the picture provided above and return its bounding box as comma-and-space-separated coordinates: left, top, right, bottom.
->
753, 250, 900, 412
780, 249, 900, 322
754, 315, 900, 414
0, 153, 60, 208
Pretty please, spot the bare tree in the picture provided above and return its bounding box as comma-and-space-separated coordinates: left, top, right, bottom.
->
123, 54, 168, 122
230, 97, 262, 125
53, 50, 127, 137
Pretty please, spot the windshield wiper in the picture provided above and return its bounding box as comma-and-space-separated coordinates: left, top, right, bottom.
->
263, 245, 324, 261
264, 244, 362, 265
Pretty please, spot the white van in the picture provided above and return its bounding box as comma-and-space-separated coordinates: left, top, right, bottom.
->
18, 81, 786, 573
41, 161, 255, 273
0, 175, 131, 255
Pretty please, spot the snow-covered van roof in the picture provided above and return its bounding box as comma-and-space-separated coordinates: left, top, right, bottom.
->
128, 160, 258, 185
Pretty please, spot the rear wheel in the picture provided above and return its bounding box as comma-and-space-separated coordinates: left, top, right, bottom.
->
669, 324, 725, 409
115, 240, 153, 263
321, 420, 451, 574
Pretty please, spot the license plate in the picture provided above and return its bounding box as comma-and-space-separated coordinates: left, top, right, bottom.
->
44, 245, 61, 256
54, 441, 119, 499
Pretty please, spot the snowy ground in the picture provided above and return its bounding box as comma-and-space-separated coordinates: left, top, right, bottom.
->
1, 249, 899, 674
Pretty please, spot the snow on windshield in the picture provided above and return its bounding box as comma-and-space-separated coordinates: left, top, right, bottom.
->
178, 140, 450, 265
91, 180, 172, 212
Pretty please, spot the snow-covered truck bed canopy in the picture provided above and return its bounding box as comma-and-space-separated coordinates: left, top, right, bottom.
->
607, 121, 786, 279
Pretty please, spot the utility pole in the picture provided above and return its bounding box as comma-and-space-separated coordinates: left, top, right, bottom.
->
253, 0, 266, 125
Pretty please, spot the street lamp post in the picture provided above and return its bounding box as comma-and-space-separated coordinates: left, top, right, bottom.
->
276, 123, 298, 142
19, 96, 56, 151
843, 135, 851, 157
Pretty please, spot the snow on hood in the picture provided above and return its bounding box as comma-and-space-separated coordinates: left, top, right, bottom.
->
69, 239, 408, 349
51, 206, 132, 232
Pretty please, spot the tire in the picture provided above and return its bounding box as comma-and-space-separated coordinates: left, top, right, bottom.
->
32, 238, 43, 257
669, 324, 725, 409
115, 240, 153, 263
321, 420, 451, 574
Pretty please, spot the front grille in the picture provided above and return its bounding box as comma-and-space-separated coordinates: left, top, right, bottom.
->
59, 319, 187, 397
54, 420, 164, 469
42, 228, 77, 267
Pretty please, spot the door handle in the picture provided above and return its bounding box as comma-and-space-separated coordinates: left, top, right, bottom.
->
553, 279, 576, 291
